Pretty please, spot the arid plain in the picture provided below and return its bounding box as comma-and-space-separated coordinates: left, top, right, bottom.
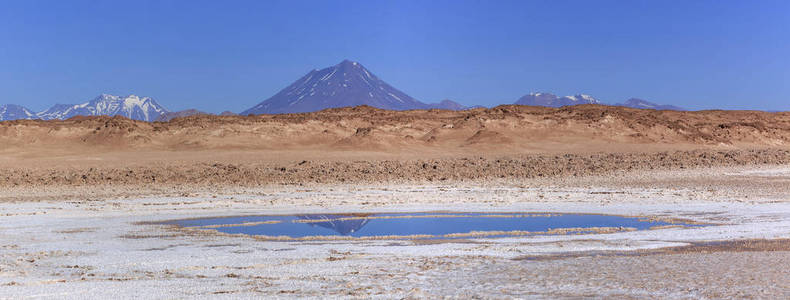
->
2, 105, 790, 298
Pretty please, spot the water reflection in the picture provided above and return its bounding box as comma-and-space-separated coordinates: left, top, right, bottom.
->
172, 212, 706, 240
297, 214, 370, 235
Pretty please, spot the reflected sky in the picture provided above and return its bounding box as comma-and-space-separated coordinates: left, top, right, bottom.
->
171, 212, 702, 240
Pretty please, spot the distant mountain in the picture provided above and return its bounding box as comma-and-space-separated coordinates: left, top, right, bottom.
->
37, 94, 168, 121
515, 92, 601, 108
0, 104, 36, 121
219, 111, 237, 116
615, 98, 685, 111
513, 93, 686, 111
241, 60, 429, 115
155, 109, 209, 122
426, 99, 467, 110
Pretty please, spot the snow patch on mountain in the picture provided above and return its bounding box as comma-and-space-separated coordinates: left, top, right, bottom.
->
515, 92, 601, 108
241, 60, 429, 115
0, 104, 36, 121
36, 94, 169, 121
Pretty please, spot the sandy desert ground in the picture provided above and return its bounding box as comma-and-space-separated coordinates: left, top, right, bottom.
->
2, 105, 790, 298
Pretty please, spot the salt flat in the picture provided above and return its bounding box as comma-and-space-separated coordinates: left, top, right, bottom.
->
2, 166, 790, 298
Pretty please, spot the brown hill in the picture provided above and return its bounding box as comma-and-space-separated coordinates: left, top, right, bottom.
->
0, 105, 790, 154
1, 105, 788, 156
1, 104, 790, 198
154, 109, 210, 122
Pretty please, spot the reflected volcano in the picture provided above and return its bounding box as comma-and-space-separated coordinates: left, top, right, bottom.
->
174, 212, 706, 240
297, 215, 371, 235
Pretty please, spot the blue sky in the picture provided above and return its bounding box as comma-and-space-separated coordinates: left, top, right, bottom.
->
1, 0, 788, 112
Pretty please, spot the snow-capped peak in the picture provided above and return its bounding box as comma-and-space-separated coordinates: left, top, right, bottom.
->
0, 104, 36, 121
563, 94, 600, 104
515, 92, 601, 108
36, 94, 169, 121
241, 59, 427, 115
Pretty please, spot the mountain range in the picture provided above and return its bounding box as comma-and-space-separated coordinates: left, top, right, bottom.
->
515, 93, 602, 107
0, 104, 36, 121
614, 98, 685, 111
1, 94, 169, 122
1, 59, 689, 121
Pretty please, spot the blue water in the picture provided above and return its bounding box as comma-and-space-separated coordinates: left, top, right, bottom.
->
171, 212, 698, 240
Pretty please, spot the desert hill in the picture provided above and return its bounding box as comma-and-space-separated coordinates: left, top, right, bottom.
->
1, 104, 789, 196
155, 109, 210, 122
1, 104, 788, 157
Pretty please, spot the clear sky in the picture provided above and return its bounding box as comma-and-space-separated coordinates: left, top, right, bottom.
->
1, 0, 788, 112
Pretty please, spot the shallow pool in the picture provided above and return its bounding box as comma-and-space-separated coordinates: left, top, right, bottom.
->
170, 212, 701, 240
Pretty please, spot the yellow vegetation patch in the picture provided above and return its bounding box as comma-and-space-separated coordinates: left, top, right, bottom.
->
196, 226, 640, 241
